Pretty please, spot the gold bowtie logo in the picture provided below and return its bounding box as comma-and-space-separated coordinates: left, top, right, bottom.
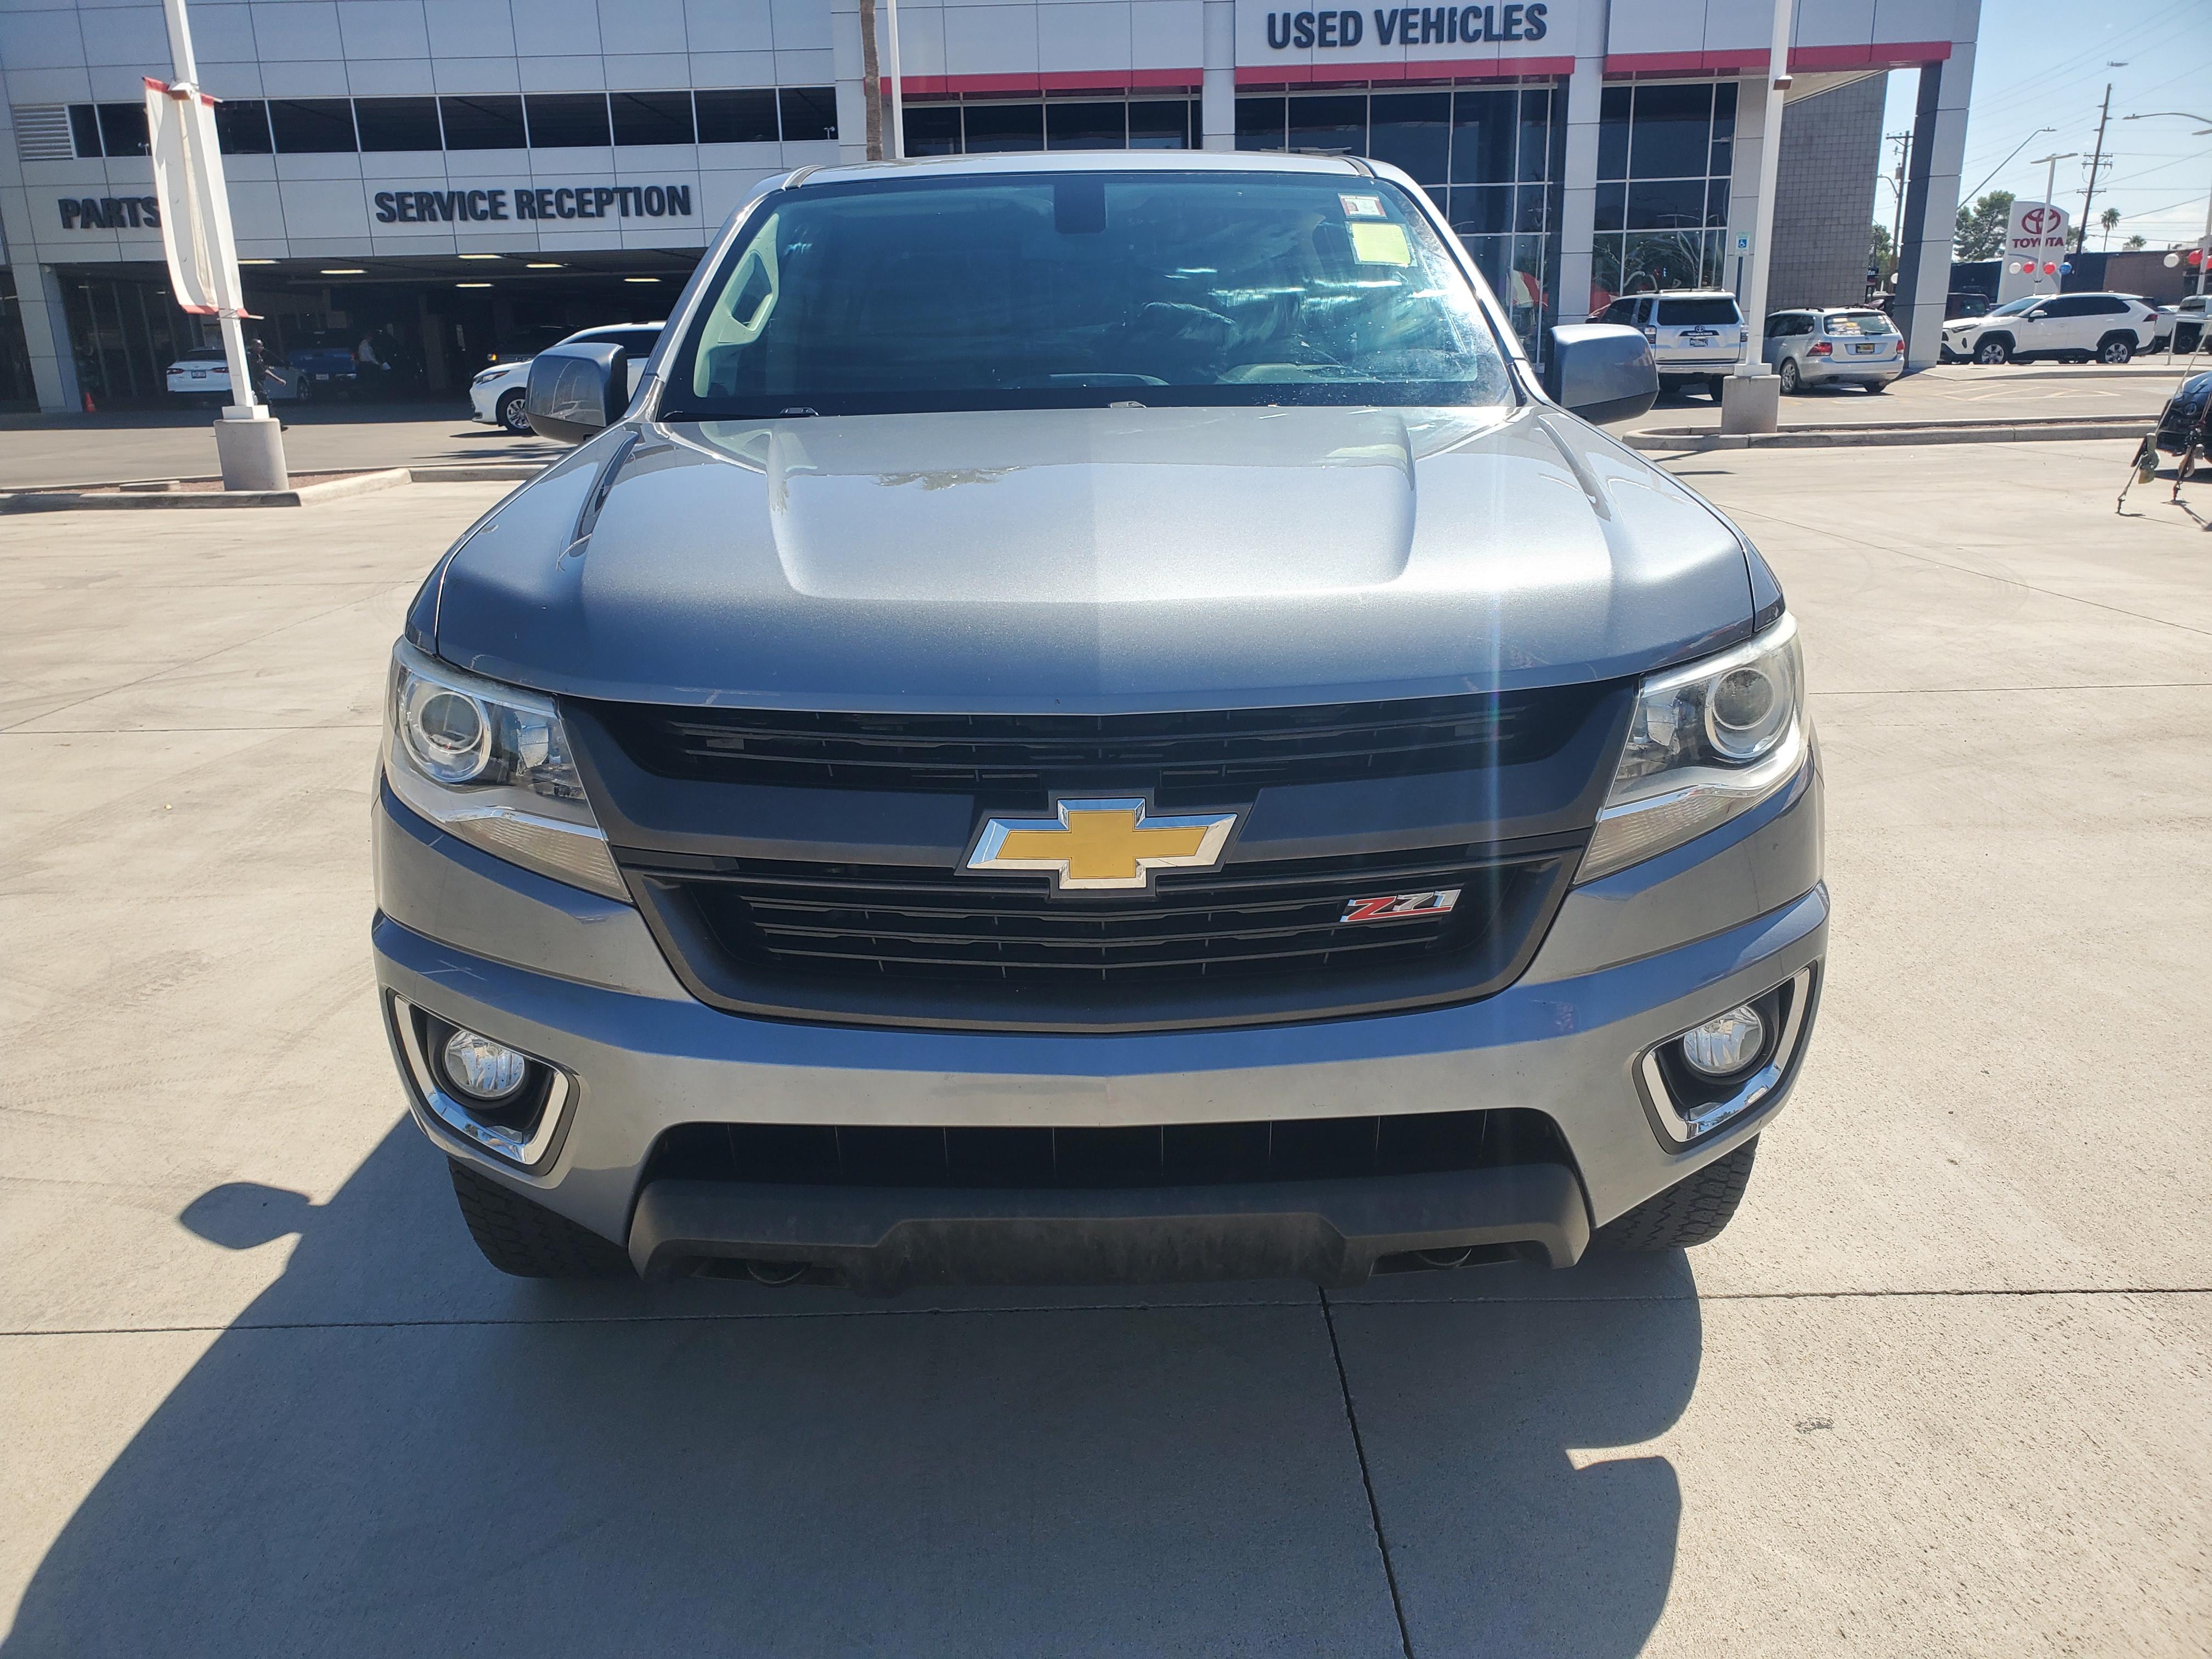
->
967, 797, 1240, 891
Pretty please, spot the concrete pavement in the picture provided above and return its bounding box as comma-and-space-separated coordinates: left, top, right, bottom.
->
1621, 358, 2194, 436
1, 444, 2206, 1655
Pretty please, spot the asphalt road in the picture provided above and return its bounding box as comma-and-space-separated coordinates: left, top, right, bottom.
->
1621, 358, 2197, 434
1, 441, 2206, 1654
0, 401, 563, 490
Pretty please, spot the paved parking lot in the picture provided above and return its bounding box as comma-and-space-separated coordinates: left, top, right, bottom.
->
2, 440, 2206, 1655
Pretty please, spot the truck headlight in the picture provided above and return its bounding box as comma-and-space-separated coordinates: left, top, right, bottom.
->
382, 641, 630, 902
1578, 613, 1807, 883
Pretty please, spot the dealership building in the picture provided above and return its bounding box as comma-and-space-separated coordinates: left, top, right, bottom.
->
0, 0, 1978, 411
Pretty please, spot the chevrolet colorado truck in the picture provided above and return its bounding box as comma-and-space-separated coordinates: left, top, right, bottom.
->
373, 151, 1824, 1291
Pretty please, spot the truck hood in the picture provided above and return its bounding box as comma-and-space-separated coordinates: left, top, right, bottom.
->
430, 404, 1758, 712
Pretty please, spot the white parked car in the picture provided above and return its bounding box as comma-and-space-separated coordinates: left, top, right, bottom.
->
1761, 307, 1903, 394
469, 323, 664, 431
1939, 292, 2160, 365
163, 346, 304, 406
1596, 290, 1747, 398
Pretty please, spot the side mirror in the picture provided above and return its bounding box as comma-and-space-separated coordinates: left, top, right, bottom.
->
2027, 309, 2048, 320
526, 341, 627, 443
1545, 323, 1658, 425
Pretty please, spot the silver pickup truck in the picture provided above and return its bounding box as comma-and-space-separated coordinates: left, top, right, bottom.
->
374, 152, 1825, 1292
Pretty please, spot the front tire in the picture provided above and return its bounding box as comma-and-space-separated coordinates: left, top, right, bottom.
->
498, 391, 532, 432
1777, 358, 1802, 394
1594, 1139, 1759, 1252
448, 1157, 634, 1278
1974, 337, 2011, 365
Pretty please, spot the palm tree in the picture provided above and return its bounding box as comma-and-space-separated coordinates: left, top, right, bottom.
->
2098, 207, 2122, 250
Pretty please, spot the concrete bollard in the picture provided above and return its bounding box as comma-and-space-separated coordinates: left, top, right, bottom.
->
1720, 370, 1780, 436
212, 409, 290, 492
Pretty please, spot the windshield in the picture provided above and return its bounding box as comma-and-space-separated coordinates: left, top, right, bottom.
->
1989, 297, 2040, 316
1824, 311, 1895, 336
662, 171, 1514, 417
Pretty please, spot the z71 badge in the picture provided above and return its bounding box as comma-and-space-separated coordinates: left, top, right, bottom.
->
1340, 889, 1462, 923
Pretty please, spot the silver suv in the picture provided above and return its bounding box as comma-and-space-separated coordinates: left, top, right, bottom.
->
375, 154, 1825, 1292
1598, 289, 1748, 398
1762, 307, 1904, 393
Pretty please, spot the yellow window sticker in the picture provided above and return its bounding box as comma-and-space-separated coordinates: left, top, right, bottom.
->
1340, 194, 1385, 218
1349, 222, 1412, 266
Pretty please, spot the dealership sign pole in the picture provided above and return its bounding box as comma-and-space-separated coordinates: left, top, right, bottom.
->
148, 0, 289, 490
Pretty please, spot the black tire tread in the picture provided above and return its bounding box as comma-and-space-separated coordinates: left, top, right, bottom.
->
1595, 1138, 1759, 1252
448, 1157, 634, 1278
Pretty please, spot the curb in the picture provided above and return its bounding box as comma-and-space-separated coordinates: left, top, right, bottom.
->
0, 461, 543, 512
1626, 419, 2152, 454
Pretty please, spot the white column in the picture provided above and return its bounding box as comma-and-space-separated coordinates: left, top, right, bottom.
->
1551, 0, 1612, 324
1201, 0, 1235, 153
1893, 7, 1980, 370
1731, 0, 1793, 362
19, 267, 83, 415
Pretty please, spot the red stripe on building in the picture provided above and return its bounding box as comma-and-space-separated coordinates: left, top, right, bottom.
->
1603, 41, 1952, 77
1234, 55, 1573, 87
898, 69, 1205, 98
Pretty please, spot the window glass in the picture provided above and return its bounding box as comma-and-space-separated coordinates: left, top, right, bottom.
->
1288, 94, 1366, 156
670, 172, 1512, 417
1627, 83, 1712, 179
526, 93, 611, 149
1626, 178, 1704, 232
1126, 100, 1190, 149
697, 88, 779, 144
355, 97, 441, 151
1235, 96, 1286, 151
1448, 185, 1513, 238
1822, 311, 1895, 335
98, 102, 151, 157
269, 98, 355, 154
1367, 92, 1449, 185
963, 103, 1042, 153
611, 91, 695, 145
1596, 86, 1630, 180
439, 95, 524, 150
1451, 89, 1515, 184
902, 104, 961, 156
779, 87, 838, 142
1656, 298, 1739, 326
70, 104, 103, 157
1048, 101, 1126, 150
1987, 296, 2039, 315
1517, 88, 1551, 182
213, 100, 272, 154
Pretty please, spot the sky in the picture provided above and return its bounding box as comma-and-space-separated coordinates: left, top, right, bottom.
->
1876, 0, 2212, 255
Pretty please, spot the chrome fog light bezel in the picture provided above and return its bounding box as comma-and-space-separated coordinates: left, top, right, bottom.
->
389, 994, 572, 1171
1638, 967, 1815, 1147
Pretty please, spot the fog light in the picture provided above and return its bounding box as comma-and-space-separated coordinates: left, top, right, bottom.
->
1680, 1005, 1764, 1076
442, 1028, 528, 1101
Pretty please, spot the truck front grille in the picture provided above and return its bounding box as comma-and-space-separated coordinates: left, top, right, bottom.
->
629, 839, 1570, 989
642, 1107, 1568, 1190
580, 686, 1603, 802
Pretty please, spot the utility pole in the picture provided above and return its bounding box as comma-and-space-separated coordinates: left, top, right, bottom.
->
1883, 129, 1912, 286
2076, 83, 2112, 253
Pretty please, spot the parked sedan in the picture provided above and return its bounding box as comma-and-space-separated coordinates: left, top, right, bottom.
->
469, 321, 663, 431
1939, 292, 2160, 365
1762, 308, 1903, 393
163, 346, 304, 406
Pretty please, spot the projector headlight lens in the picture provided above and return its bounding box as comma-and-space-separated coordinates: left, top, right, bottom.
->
383, 641, 630, 902
1580, 612, 1808, 883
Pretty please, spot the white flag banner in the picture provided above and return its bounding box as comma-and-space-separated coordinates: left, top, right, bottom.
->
143, 75, 247, 316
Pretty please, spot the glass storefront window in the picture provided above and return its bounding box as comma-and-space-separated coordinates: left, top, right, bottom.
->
1592, 80, 1739, 308
1367, 92, 1450, 185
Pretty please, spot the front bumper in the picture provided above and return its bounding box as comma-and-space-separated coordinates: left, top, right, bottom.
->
467, 380, 507, 422
372, 758, 1825, 1286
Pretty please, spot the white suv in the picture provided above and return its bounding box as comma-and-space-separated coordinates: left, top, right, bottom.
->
1940, 292, 2159, 366
1598, 290, 1747, 398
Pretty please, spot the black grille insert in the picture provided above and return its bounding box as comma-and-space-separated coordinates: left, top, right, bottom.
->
642, 1107, 1567, 1190
636, 840, 1571, 990
581, 686, 1609, 802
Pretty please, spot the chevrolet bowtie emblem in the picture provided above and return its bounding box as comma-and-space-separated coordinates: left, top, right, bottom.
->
966, 797, 1239, 892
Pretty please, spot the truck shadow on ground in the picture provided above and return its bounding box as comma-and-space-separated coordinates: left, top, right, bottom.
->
6, 1125, 1702, 1657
